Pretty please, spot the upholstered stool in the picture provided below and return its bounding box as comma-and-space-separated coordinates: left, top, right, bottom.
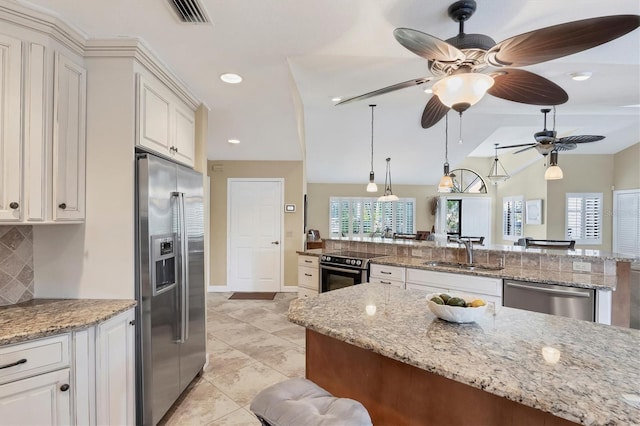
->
250, 378, 372, 426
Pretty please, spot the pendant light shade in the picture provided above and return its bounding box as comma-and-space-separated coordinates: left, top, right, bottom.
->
544, 150, 563, 180
432, 73, 494, 113
378, 158, 399, 202
487, 143, 510, 184
437, 113, 454, 193
366, 105, 378, 193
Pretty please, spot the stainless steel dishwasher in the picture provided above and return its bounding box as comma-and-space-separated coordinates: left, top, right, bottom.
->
503, 280, 595, 321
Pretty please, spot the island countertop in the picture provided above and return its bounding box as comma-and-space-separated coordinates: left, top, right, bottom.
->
0, 299, 137, 346
288, 284, 640, 426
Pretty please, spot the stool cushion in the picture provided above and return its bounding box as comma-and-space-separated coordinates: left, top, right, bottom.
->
250, 378, 372, 426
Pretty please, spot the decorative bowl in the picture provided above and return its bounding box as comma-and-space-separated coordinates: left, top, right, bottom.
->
426, 293, 488, 323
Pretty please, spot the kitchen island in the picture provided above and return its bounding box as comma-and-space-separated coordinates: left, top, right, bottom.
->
288, 283, 640, 425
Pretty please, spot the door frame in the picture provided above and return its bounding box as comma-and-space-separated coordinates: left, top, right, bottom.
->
226, 178, 285, 292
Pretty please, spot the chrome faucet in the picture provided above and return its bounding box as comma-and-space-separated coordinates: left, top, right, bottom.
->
453, 238, 474, 264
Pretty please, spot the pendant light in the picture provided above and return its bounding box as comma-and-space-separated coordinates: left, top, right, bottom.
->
366, 105, 378, 192
544, 150, 563, 180
437, 113, 453, 193
378, 158, 399, 202
487, 143, 510, 184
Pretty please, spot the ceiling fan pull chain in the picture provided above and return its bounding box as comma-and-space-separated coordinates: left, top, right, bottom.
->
458, 112, 463, 144
552, 105, 556, 132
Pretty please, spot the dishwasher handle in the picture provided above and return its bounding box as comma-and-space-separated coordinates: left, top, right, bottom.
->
504, 281, 592, 298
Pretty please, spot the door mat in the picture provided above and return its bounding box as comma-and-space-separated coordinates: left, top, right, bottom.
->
229, 292, 277, 300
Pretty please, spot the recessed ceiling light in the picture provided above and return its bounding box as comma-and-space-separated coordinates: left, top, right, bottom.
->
331, 97, 342, 102
424, 88, 433, 94
220, 73, 243, 84
228, 139, 240, 144
621, 104, 640, 108
570, 71, 592, 81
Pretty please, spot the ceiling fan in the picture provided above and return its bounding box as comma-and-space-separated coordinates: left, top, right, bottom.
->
336, 1, 639, 128
497, 107, 605, 156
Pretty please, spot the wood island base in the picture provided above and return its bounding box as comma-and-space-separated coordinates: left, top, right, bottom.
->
306, 330, 577, 426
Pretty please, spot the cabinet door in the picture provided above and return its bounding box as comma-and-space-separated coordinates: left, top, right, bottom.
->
95, 309, 135, 426
0, 368, 71, 425
172, 102, 195, 166
0, 33, 22, 221
52, 52, 86, 221
137, 74, 171, 154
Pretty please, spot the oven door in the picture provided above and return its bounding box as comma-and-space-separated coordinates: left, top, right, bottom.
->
320, 264, 366, 293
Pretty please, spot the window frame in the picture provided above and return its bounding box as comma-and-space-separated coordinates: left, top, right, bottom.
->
329, 196, 416, 237
502, 195, 524, 241
566, 192, 603, 245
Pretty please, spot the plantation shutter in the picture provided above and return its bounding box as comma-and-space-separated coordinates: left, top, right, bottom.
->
329, 197, 415, 237
566, 193, 602, 244
613, 190, 640, 256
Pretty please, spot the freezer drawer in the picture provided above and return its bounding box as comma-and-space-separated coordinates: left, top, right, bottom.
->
503, 280, 595, 322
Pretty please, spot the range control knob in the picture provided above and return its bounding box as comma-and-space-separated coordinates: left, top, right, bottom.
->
356, 260, 362, 266
350, 259, 356, 265
321, 255, 326, 261
325, 256, 331, 262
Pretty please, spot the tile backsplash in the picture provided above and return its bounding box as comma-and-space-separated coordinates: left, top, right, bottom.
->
0, 226, 34, 306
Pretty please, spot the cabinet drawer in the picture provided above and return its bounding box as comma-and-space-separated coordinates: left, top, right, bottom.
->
406, 282, 447, 294
370, 264, 405, 281
298, 267, 319, 290
0, 334, 70, 385
298, 287, 318, 299
369, 277, 405, 289
406, 268, 501, 297
298, 255, 318, 268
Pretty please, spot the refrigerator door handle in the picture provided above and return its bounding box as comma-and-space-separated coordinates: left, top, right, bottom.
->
180, 194, 190, 341
172, 191, 188, 343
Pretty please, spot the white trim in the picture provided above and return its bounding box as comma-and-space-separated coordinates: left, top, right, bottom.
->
208, 285, 229, 293
227, 178, 285, 292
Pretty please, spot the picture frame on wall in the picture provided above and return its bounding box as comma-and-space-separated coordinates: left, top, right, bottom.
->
526, 199, 542, 225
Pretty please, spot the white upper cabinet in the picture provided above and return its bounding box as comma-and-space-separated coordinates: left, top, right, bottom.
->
136, 72, 195, 167
0, 26, 87, 224
52, 52, 86, 221
0, 33, 23, 221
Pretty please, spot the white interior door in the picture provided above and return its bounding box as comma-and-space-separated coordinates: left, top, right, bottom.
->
461, 197, 492, 245
228, 179, 283, 292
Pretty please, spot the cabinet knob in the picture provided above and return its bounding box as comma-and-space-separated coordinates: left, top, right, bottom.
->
58, 203, 67, 210
129, 320, 136, 326
60, 384, 70, 392
9, 202, 19, 209
174, 146, 178, 152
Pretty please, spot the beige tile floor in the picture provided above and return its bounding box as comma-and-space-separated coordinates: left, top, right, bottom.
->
159, 292, 305, 426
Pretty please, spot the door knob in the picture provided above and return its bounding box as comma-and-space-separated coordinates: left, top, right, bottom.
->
60, 384, 70, 392
9, 202, 19, 209
58, 203, 67, 210
271, 241, 279, 245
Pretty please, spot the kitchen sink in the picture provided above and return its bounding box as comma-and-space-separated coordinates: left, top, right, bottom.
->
423, 261, 504, 271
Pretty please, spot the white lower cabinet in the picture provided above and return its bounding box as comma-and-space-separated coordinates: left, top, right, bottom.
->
406, 268, 502, 306
370, 264, 405, 289
0, 308, 135, 425
0, 368, 71, 425
298, 255, 319, 297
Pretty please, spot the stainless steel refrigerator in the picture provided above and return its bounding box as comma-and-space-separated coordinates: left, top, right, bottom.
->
135, 152, 206, 425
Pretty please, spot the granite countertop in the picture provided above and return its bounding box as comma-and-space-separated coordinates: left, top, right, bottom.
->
0, 299, 137, 346
375, 255, 617, 291
288, 284, 640, 426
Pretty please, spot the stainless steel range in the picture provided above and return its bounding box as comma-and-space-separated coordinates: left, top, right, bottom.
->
319, 251, 386, 293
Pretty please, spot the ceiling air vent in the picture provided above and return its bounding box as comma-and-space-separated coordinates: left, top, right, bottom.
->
167, 0, 211, 24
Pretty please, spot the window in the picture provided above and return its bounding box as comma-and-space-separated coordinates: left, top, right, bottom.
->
502, 196, 523, 240
566, 193, 602, 244
446, 199, 461, 237
329, 197, 416, 237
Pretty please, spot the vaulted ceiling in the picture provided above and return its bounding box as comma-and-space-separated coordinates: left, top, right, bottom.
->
21, 0, 640, 185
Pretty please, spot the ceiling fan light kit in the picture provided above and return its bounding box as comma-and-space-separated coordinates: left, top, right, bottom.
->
378, 158, 399, 202
366, 105, 378, 193
487, 143, 510, 185
544, 150, 564, 180
219, 73, 242, 84
570, 71, 592, 81
335, 0, 639, 130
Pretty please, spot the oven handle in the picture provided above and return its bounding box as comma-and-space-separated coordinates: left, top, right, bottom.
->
320, 264, 363, 275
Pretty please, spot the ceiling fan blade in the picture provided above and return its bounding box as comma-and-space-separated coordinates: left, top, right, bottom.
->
336, 77, 432, 106
488, 69, 568, 105
496, 143, 536, 149
557, 135, 605, 144
421, 96, 450, 128
554, 142, 578, 151
394, 28, 465, 63
514, 145, 537, 154
487, 15, 640, 67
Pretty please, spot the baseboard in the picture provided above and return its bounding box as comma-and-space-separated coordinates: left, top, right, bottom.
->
208, 285, 228, 292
